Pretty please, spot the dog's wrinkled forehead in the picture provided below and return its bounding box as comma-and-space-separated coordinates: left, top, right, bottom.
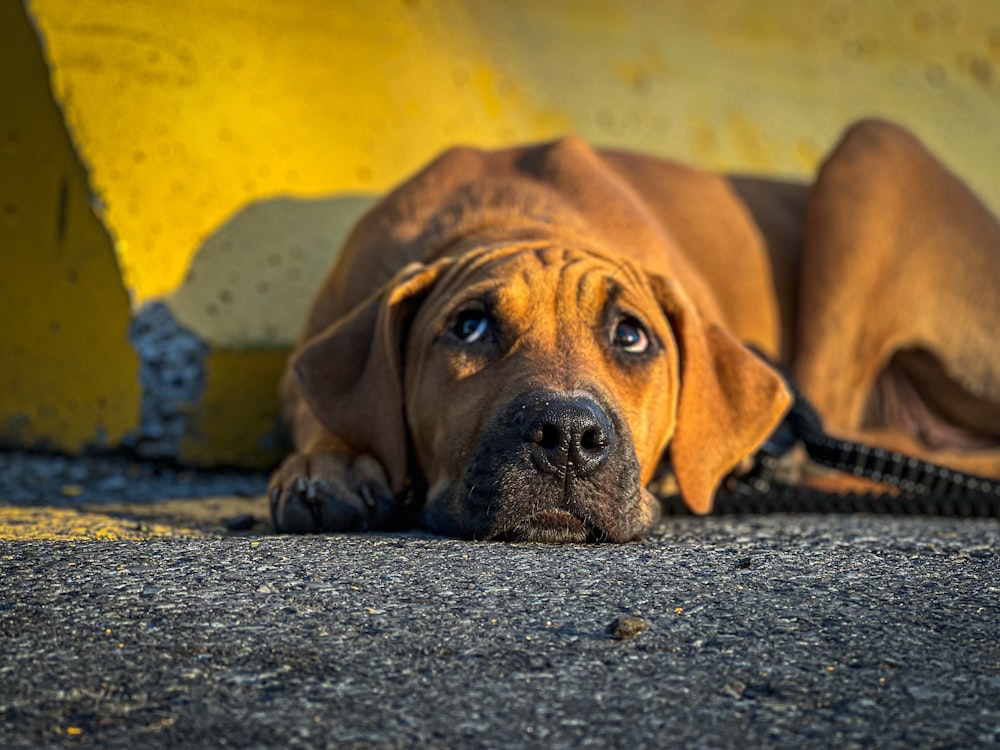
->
426, 241, 653, 323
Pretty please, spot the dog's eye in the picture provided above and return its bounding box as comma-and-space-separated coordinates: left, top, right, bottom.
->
611, 317, 650, 354
451, 309, 493, 344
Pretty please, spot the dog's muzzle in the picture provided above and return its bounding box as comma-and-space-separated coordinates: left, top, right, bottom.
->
423, 388, 647, 542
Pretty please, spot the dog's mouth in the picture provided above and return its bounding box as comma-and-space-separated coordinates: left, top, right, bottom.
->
486, 508, 595, 543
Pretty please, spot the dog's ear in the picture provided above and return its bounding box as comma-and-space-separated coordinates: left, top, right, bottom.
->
292, 260, 453, 493
650, 276, 791, 514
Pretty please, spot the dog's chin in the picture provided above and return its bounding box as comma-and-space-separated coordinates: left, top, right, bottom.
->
420, 480, 653, 543
488, 510, 591, 544
420, 483, 608, 542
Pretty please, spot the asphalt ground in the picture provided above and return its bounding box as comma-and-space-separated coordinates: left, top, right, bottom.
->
1, 450, 999, 749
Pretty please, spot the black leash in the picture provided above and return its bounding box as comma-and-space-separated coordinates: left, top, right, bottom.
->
666, 355, 1000, 518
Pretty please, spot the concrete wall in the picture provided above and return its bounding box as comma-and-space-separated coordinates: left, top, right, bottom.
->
4, 0, 999, 467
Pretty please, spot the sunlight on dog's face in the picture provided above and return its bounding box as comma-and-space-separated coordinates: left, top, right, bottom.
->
404, 243, 680, 542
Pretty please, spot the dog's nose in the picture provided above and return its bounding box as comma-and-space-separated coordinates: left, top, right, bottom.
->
524, 396, 615, 478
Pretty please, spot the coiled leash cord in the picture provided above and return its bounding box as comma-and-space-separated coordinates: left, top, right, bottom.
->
665, 357, 1000, 518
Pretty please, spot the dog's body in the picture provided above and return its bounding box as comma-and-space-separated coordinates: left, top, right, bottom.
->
269, 119, 1000, 541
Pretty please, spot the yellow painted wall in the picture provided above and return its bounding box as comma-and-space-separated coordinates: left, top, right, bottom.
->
30, 0, 1000, 318
29, 0, 573, 306
5, 0, 1000, 465
0, 2, 139, 453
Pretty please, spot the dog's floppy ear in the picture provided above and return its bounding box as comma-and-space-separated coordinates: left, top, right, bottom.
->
650, 276, 791, 514
292, 259, 453, 493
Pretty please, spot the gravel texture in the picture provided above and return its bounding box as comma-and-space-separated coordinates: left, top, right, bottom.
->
125, 302, 210, 460
0, 449, 267, 507
2, 516, 999, 749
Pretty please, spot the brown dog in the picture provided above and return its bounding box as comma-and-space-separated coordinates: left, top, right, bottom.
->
268, 119, 1000, 541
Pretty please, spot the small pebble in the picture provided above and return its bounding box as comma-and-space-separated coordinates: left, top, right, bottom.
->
607, 615, 649, 640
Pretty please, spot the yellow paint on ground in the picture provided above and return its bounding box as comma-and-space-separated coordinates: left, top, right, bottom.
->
0, 506, 205, 541
0, 3, 140, 452
0, 496, 270, 540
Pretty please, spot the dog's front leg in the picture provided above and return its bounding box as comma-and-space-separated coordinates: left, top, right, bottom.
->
268, 447, 398, 534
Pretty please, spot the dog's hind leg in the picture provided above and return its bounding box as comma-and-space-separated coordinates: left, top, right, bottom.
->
792, 119, 1000, 477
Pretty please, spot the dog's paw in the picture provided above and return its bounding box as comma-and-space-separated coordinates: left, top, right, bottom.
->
268, 452, 396, 533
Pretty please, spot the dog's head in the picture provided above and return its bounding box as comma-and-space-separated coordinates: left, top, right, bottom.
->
293, 241, 789, 542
